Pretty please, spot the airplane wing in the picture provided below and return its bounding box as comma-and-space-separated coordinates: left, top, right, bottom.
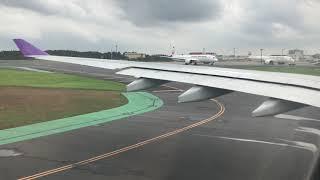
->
13, 39, 320, 117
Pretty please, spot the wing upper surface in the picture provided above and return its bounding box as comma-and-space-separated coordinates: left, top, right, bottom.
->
14, 39, 320, 116
35, 55, 320, 90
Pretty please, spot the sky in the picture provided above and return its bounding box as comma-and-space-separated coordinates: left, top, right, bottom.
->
0, 0, 320, 55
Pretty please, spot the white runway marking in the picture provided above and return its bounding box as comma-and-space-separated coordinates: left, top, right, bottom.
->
296, 127, 320, 137
152, 85, 184, 93
16, 67, 53, 73
195, 134, 292, 146
279, 139, 318, 154
161, 85, 183, 91
194, 134, 318, 153
153, 89, 183, 93
1, 66, 53, 73
275, 114, 320, 122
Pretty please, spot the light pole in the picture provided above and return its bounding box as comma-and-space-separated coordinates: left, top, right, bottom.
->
260, 49, 264, 64
282, 48, 285, 56
110, 47, 113, 60
233, 48, 236, 59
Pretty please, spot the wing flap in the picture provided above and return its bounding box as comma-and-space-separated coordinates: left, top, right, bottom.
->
117, 68, 320, 108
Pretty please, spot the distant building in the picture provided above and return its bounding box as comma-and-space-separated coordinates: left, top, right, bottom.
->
124, 52, 146, 59
153, 54, 167, 57
189, 52, 216, 55
288, 49, 304, 60
222, 55, 248, 61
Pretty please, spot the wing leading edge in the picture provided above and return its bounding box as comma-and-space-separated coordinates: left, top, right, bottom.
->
13, 39, 320, 117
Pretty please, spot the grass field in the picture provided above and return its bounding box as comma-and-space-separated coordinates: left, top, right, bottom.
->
0, 69, 127, 129
0, 69, 125, 91
236, 66, 320, 76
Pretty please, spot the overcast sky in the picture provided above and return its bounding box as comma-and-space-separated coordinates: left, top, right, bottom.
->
0, 0, 320, 55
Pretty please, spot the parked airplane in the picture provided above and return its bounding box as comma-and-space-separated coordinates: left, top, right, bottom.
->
163, 46, 218, 65
249, 55, 296, 65
13, 39, 320, 117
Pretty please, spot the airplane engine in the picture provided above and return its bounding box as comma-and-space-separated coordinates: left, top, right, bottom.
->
185, 59, 198, 65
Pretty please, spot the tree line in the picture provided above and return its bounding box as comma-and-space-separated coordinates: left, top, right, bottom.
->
0, 50, 171, 62
0, 50, 127, 60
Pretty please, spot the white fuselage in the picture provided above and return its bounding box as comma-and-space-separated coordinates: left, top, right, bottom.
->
249, 55, 295, 65
171, 54, 218, 65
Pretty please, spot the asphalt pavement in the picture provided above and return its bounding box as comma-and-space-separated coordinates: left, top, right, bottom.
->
0, 59, 319, 180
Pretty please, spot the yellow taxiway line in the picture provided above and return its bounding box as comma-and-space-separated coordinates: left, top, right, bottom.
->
19, 99, 225, 180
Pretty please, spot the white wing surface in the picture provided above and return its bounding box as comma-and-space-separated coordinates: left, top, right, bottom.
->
14, 39, 320, 117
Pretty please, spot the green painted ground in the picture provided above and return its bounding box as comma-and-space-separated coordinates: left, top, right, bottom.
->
0, 69, 128, 129
0, 92, 163, 145
236, 66, 320, 76
0, 69, 125, 91
0, 69, 164, 145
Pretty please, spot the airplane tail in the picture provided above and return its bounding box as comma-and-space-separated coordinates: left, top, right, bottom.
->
171, 46, 176, 56
13, 39, 49, 57
169, 41, 176, 57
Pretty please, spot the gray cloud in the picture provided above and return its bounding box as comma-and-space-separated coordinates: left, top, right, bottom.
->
0, 0, 90, 19
1, 0, 60, 15
115, 0, 222, 26
0, 0, 320, 54
242, 0, 304, 37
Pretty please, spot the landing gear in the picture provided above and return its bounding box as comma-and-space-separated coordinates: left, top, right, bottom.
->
264, 61, 274, 65
185, 60, 198, 65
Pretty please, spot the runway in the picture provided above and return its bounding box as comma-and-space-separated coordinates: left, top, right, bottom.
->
0, 60, 319, 180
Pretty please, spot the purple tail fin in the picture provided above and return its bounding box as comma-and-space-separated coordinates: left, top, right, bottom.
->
13, 39, 48, 57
